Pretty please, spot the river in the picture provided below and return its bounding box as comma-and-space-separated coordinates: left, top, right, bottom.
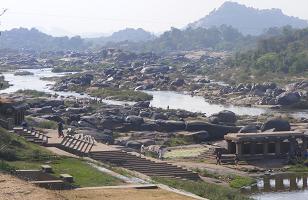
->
1, 68, 308, 118
1, 68, 308, 199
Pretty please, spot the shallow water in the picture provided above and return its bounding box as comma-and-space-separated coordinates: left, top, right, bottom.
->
245, 173, 308, 200
1, 68, 307, 118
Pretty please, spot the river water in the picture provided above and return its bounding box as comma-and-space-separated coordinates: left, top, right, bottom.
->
1, 68, 308, 118
1, 68, 308, 199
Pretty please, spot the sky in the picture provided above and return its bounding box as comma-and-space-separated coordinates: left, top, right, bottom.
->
1, 0, 308, 37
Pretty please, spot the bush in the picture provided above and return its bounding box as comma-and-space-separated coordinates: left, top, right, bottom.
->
38, 121, 58, 129
0, 160, 15, 171
0, 149, 18, 161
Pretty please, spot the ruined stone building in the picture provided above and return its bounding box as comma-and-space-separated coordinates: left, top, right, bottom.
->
0, 97, 27, 129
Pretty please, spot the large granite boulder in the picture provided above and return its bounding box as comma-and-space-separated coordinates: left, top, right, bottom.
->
239, 125, 259, 133
125, 115, 144, 126
276, 92, 301, 105
261, 119, 290, 132
209, 110, 237, 124
185, 121, 240, 139
154, 120, 186, 132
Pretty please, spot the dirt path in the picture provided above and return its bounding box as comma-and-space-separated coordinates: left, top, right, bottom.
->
0, 173, 64, 200
59, 188, 196, 200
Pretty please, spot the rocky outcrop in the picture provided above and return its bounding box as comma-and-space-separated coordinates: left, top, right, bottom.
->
261, 119, 291, 132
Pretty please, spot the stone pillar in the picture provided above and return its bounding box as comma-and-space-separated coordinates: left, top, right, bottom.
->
275, 177, 284, 191
290, 176, 297, 190
302, 138, 307, 155
236, 142, 242, 157
263, 142, 268, 157
263, 177, 270, 192
289, 139, 296, 157
250, 142, 256, 155
227, 140, 232, 154
303, 176, 307, 189
275, 141, 281, 157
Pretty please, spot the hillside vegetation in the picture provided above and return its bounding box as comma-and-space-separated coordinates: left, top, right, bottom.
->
226, 27, 308, 81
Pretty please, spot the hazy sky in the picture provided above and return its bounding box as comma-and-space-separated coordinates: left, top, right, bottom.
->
1, 0, 308, 37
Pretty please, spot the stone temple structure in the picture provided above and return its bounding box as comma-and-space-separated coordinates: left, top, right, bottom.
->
224, 131, 308, 159
0, 97, 27, 129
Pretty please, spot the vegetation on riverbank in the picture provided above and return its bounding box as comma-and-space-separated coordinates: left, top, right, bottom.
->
0, 75, 9, 90
194, 168, 256, 189
52, 66, 83, 73
16, 89, 51, 98
287, 160, 308, 172
88, 88, 153, 102
14, 71, 34, 76
153, 177, 251, 200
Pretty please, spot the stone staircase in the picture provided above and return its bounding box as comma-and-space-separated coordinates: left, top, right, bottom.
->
13, 127, 49, 145
58, 135, 95, 156
90, 150, 200, 181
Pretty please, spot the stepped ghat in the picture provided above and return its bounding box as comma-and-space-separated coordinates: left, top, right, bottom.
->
13, 128, 201, 181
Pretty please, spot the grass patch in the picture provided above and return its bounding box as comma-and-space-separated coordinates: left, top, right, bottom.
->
52, 66, 83, 73
8, 158, 122, 187
229, 175, 256, 189
287, 161, 308, 172
0, 128, 121, 187
153, 177, 251, 200
164, 137, 191, 147
26, 117, 58, 130
16, 89, 51, 98
0, 128, 53, 161
88, 88, 153, 102
194, 168, 256, 189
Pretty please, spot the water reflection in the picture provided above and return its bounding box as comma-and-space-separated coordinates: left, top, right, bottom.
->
243, 173, 308, 200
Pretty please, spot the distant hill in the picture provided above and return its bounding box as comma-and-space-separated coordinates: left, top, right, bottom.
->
88, 28, 155, 46
0, 28, 88, 51
104, 25, 257, 53
188, 1, 308, 35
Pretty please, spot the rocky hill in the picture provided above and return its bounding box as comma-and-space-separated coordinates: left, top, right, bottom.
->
87, 28, 155, 46
0, 28, 88, 52
188, 1, 308, 35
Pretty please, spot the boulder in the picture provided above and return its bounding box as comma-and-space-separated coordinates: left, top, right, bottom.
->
170, 78, 185, 87
276, 92, 301, 105
134, 101, 150, 108
190, 131, 210, 143
154, 120, 186, 132
209, 110, 237, 124
261, 119, 291, 132
125, 141, 142, 149
41, 115, 64, 123
239, 125, 259, 133
185, 121, 240, 139
152, 113, 168, 120
125, 115, 144, 126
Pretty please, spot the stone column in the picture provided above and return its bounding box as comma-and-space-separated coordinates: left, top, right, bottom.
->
263, 177, 270, 192
302, 138, 307, 155
227, 140, 232, 154
289, 139, 296, 157
275, 141, 281, 157
303, 176, 307, 189
236, 142, 242, 157
263, 142, 268, 157
275, 177, 284, 191
290, 176, 297, 190
250, 142, 256, 155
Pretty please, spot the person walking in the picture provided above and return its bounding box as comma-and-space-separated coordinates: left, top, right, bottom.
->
140, 144, 145, 157
58, 122, 64, 138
